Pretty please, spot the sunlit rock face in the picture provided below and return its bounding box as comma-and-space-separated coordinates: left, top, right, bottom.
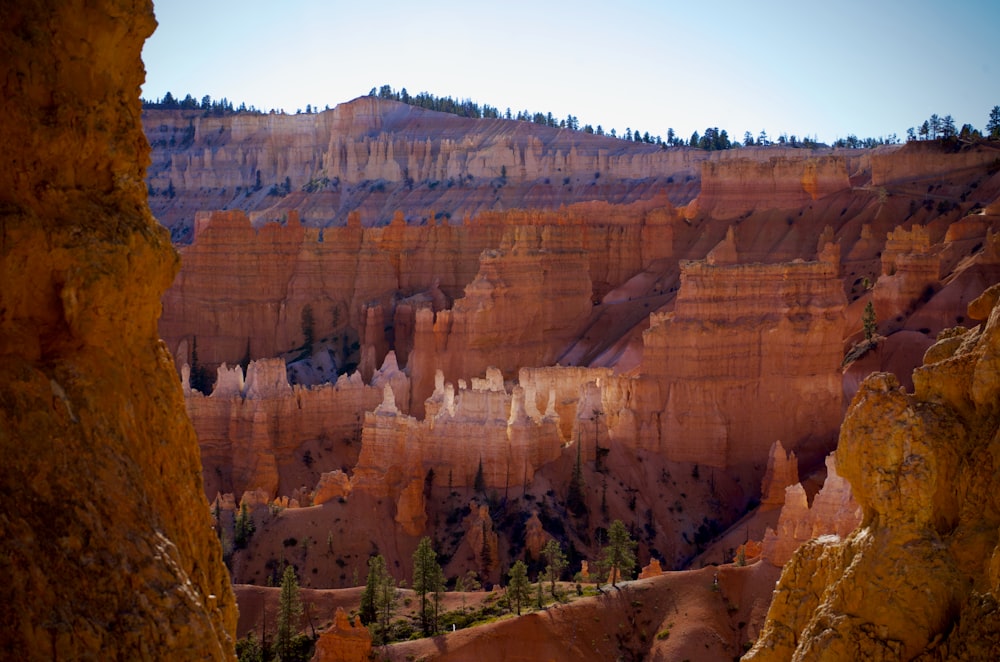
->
746, 284, 1000, 661
0, 1, 236, 657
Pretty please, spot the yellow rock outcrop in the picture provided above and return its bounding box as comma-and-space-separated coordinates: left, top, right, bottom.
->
0, 1, 236, 657
746, 284, 1000, 661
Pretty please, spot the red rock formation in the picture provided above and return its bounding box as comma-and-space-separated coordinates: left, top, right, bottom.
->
759, 441, 799, 509
143, 100, 706, 235
0, 1, 235, 657
312, 607, 372, 662
187, 355, 405, 499
312, 470, 352, 505
351, 369, 564, 497
641, 253, 846, 478
697, 155, 850, 219
406, 224, 593, 407
747, 284, 1000, 660
870, 140, 1000, 187
759, 453, 861, 567
638, 558, 664, 579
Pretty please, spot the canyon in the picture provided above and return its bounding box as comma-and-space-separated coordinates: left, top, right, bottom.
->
5, 3, 1000, 658
151, 98, 1000, 658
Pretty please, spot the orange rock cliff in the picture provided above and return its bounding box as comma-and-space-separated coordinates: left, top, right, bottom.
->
0, 1, 236, 658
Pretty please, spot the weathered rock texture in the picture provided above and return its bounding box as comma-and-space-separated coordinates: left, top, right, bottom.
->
312, 607, 372, 662
143, 99, 707, 238
186, 355, 404, 499
759, 453, 861, 567
0, 1, 236, 658
642, 252, 846, 476
746, 284, 1000, 661
698, 155, 851, 220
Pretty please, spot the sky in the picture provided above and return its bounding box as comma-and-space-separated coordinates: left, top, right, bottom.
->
143, 0, 1000, 145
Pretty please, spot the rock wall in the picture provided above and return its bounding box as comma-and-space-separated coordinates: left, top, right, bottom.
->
186, 355, 407, 499
143, 99, 707, 235
870, 140, 1000, 186
351, 369, 565, 499
161, 202, 677, 374
696, 155, 850, 219
406, 224, 593, 410
746, 284, 1000, 661
759, 453, 861, 567
641, 253, 846, 475
0, 1, 236, 657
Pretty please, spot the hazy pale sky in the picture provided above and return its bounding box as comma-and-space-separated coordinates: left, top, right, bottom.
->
143, 0, 999, 144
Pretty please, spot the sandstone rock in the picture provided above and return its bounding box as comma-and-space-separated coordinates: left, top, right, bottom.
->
0, 2, 235, 657
394, 477, 428, 537
641, 255, 846, 478
464, 504, 500, 581
189, 357, 393, 499
143, 100, 706, 235
638, 558, 664, 579
313, 470, 352, 505
747, 285, 1000, 660
312, 607, 372, 662
760, 441, 799, 509
759, 453, 861, 568
524, 511, 549, 559
697, 155, 850, 220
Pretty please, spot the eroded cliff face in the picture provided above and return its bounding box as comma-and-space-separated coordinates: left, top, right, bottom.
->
143, 100, 705, 238
745, 284, 1000, 661
0, 1, 236, 657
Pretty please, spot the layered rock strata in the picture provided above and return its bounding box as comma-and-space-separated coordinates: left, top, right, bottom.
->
143, 99, 706, 235
759, 453, 861, 567
641, 252, 846, 475
0, 1, 236, 657
160, 203, 672, 375
185, 354, 407, 499
746, 284, 1000, 661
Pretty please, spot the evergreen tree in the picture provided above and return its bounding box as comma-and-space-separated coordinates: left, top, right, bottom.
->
919, 120, 930, 140
276, 566, 303, 661
929, 114, 941, 139
600, 520, 637, 587
988, 106, 1000, 139
863, 300, 877, 342
236, 631, 264, 662
360, 555, 396, 642
541, 539, 567, 597
941, 115, 956, 139
234, 501, 254, 549
744, 130, 754, 146
412, 537, 444, 636
507, 560, 531, 615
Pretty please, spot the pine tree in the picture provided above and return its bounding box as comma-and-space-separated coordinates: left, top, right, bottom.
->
360, 555, 396, 643
988, 105, 1000, 139
542, 539, 567, 597
276, 566, 302, 661
601, 520, 637, 587
412, 537, 444, 636
234, 501, 254, 549
507, 560, 531, 615
863, 301, 877, 342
